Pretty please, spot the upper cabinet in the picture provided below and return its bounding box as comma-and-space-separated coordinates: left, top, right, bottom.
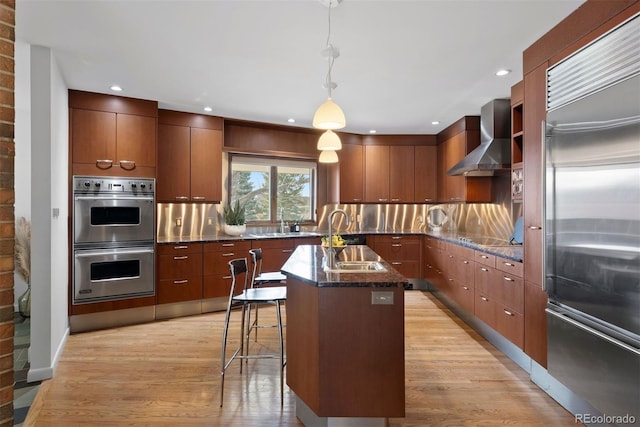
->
414, 145, 437, 203
69, 90, 158, 178
157, 110, 223, 203
436, 117, 491, 203
364, 145, 390, 202
338, 140, 364, 203
511, 81, 524, 203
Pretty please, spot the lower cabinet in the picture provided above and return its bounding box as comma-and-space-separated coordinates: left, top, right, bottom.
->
253, 239, 295, 272
370, 234, 421, 278
156, 243, 203, 304
203, 241, 251, 299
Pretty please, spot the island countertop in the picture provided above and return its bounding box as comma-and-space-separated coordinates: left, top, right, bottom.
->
281, 244, 409, 288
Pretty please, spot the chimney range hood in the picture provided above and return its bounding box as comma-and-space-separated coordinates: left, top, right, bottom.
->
447, 99, 511, 176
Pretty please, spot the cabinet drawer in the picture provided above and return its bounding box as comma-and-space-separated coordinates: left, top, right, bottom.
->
454, 282, 475, 314
496, 258, 523, 278
204, 251, 246, 275
387, 261, 420, 278
475, 250, 496, 267
157, 276, 203, 304
203, 274, 233, 299
261, 247, 295, 272
474, 264, 498, 296
497, 273, 524, 313
475, 291, 496, 327
375, 235, 420, 244
157, 243, 203, 256
375, 242, 420, 262
494, 302, 524, 349
157, 252, 203, 280
204, 241, 251, 253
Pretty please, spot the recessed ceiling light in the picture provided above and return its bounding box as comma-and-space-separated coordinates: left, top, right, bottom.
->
203, 106, 213, 112
431, 121, 440, 125
110, 85, 122, 92
288, 118, 296, 123
369, 130, 377, 134
496, 69, 511, 77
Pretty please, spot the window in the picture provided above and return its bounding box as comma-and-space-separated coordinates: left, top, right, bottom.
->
230, 156, 316, 223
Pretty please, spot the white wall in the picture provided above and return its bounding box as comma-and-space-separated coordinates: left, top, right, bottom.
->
27, 45, 69, 383
14, 40, 31, 308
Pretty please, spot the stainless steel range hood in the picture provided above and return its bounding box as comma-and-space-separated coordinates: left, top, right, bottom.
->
447, 99, 511, 176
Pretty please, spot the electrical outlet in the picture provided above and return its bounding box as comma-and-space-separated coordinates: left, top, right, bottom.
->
176, 217, 182, 227
207, 217, 212, 225
417, 215, 423, 223
371, 291, 394, 305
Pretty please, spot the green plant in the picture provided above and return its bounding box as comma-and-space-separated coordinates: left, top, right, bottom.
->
223, 200, 246, 225
15, 217, 31, 285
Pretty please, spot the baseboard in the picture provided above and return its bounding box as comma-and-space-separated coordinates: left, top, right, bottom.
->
26, 326, 69, 383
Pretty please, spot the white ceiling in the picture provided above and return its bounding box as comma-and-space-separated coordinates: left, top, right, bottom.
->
16, 0, 584, 135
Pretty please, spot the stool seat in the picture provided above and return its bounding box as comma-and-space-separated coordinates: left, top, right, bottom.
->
255, 271, 287, 284
234, 286, 286, 303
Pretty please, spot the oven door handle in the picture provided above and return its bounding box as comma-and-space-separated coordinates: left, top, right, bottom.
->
75, 248, 155, 257
74, 195, 154, 202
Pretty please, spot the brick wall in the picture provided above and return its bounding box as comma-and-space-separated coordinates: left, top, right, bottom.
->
0, 0, 14, 425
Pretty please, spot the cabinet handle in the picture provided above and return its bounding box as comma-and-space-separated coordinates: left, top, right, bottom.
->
504, 276, 514, 282
448, 278, 454, 282
173, 246, 189, 250
378, 198, 388, 202
96, 159, 113, 169
352, 198, 362, 202
391, 198, 400, 202
480, 267, 488, 272
392, 262, 402, 265
392, 244, 402, 247
222, 253, 235, 257
223, 276, 232, 280
424, 198, 434, 202
450, 197, 461, 201
503, 262, 514, 267
119, 160, 136, 170
529, 226, 542, 230
481, 255, 489, 259
503, 309, 514, 316
173, 256, 188, 260
282, 249, 293, 253
463, 286, 469, 290
173, 280, 188, 285
481, 296, 488, 302
391, 236, 402, 240
462, 260, 469, 264
175, 196, 189, 201
192, 196, 205, 200
448, 255, 454, 259
221, 243, 235, 247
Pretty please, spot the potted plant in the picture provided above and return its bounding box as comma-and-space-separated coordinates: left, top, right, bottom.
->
223, 200, 246, 236
15, 217, 31, 318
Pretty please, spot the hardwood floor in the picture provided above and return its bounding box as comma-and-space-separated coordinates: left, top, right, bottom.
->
25, 292, 577, 426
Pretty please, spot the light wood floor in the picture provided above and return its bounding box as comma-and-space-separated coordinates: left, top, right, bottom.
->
25, 292, 577, 426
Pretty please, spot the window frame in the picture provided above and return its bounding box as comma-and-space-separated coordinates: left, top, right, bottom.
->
228, 154, 318, 225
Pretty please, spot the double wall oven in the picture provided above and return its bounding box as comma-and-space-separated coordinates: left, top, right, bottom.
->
73, 176, 156, 304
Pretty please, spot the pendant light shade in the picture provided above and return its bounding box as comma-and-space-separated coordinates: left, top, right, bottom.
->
313, 97, 346, 130
317, 129, 342, 151
318, 149, 339, 163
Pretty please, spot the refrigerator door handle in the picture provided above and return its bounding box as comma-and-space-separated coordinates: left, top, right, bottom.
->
546, 308, 640, 355
541, 119, 548, 291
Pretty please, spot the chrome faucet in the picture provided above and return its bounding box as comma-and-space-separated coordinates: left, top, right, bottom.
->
280, 208, 286, 234
327, 209, 350, 268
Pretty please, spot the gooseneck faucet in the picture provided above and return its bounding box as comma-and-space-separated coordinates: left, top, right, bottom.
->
327, 209, 350, 268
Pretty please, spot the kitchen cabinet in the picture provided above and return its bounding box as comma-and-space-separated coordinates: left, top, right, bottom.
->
364, 145, 415, 203
370, 234, 421, 278
446, 243, 475, 314
511, 81, 524, 203
157, 110, 223, 203
69, 90, 157, 178
252, 239, 295, 273
156, 243, 203, 304
436, 117, 492, 203
414, 145, 437, 203
338, 142, 364, 203
203, 241, 251, 299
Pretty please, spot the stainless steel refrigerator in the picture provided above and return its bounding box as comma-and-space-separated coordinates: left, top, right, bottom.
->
544, 14, 640, 422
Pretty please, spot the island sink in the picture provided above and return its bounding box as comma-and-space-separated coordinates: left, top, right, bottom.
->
325, 260, 387, 272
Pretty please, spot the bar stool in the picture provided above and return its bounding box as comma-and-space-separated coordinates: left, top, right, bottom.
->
220, 258, 287, 407
248, 248, 287, 342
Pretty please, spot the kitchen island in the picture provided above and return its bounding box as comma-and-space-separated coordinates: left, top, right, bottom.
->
281, 245, 408, 426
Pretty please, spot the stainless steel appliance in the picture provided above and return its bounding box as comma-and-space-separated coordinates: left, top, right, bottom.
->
73, 176, 156, 304
545, 15, 639, 422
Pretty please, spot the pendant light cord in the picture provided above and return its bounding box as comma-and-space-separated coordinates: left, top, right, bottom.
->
324, 1, 335, 98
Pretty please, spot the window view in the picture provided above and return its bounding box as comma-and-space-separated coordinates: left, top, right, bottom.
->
230, 156, 316, 223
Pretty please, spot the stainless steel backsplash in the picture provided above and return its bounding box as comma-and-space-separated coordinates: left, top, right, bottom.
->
157, 203, 219, 240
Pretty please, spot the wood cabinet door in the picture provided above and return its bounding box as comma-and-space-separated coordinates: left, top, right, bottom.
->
72, 109, 116, 164
339, 143, 364, 203
414, 145, 437, 203
116, 114, 157, 168
190, 128, 222, 202
524, 280, 548, 367
364, 145, 390, 202
436, 143, 447, 201
157, 124, 190, 202
389, 145, 414, 202
523, 62, 547, 287
443, 133, 466, 202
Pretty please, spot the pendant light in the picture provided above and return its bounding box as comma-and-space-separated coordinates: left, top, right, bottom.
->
314, 0, 345, 163
318, 149, 339, 163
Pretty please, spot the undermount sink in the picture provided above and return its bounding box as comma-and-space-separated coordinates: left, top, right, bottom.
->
325, 261, 387, 273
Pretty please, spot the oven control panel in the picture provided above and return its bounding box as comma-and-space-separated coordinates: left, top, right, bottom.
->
73, 176, 154, 194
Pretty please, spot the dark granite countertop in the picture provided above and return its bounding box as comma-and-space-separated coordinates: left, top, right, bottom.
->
281, 245, 409, 288
157, 229, 523, 263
